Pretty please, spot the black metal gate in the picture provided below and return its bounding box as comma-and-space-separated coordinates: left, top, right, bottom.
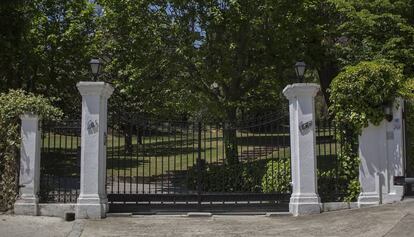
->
106, 113, 291, 213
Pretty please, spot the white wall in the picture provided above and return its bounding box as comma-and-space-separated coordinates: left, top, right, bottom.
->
358, 100, 405, 207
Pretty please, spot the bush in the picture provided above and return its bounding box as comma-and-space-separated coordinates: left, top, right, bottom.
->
0, 90, 62, 211
329, 60, 405, 134
187, 160, 267, 192
261, 159, 291, 193
187, 159, 293, 193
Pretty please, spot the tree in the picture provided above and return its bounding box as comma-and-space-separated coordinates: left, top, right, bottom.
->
96, 0, 196, 119
98, 0, 311, 164
306, 0, 414, 103
0, 1, 35, 91
171, 0, 313, 163
0, 0, 97, 116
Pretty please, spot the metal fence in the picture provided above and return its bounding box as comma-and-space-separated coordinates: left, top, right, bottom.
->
106, 113, 291, 212
37, 114, 352, 205
316, 118, 348, 202
39, 119, 81, 203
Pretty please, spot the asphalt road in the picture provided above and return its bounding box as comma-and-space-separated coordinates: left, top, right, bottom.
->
2, 199, 414, 237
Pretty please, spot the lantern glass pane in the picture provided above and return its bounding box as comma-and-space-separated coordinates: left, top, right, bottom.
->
90, 59, 100, 75
295, 62, 306, 78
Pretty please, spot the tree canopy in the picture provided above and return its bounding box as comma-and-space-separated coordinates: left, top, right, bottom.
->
0, 0, 413, 118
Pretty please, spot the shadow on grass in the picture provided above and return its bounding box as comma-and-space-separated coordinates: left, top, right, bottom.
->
236, 135, 290, 146
40, 149, 80, 176
107, 145, 207, 158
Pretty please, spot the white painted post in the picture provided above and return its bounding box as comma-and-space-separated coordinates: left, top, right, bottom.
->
76, 81, 114, 219
384, 99, 404, 203
358, 99, 405, 207
357, 122, 385, 207
283, 83, 321, 216
14, 114, 41, 216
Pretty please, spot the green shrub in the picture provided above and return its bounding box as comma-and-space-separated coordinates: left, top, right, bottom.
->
261, 159, 290, 193
0, 90, 62, 211
329, 60, 405, 134
187, 160, 267, 193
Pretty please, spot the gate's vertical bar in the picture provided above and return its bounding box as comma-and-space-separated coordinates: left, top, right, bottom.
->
70, 125, 74, 202
129, 124, 133, 194
152, 122, 156, 194
197, 121, 202, 210
146, 122, 151, 194
167, 122, 171, 194
161, 122, 164, 195
109, 117, 113, 196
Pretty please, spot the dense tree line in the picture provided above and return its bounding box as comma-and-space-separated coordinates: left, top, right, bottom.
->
1, 0, 413, 116
1, 0, 413, 161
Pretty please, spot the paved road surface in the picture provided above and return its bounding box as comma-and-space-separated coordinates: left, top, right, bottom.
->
2, 199, 414, 237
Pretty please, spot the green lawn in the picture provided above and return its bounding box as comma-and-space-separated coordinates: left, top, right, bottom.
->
41, 127, 341, 178
105, 128, 292, 177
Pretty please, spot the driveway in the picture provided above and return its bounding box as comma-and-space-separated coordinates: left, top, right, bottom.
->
1, 199, 414, 237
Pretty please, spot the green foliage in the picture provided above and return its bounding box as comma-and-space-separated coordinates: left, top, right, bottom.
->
328, 0, 414, 73
330, 60, 405, 134
0, 0, 96, 115
0, 89, 62, 211
187, 159, 291, 193
97, 0, 309, 120
261, 159, 291, 193
187, 160, 266, 192
303, 0, 414, 103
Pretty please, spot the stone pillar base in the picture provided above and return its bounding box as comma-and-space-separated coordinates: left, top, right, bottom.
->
289, 194, 321, 216
382, 186, 404, 204
14, 197, 39, 216
358, 193, 380, 208
76, 195, 108, 219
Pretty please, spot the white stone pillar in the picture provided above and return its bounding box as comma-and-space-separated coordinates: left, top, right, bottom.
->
358, 99, 405, 207
357, 121, 385, 207
14, 114, 41, 216
76, 82, 113, 219
384, 99, 404, 203
283, 83, 321, 216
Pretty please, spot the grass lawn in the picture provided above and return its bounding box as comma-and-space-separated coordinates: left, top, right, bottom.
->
41, 127, 341, 178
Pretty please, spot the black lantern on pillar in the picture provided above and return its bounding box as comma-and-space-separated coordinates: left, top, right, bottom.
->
295, 61, 307, 83
384, 102, 393, 122
89, 58, 102, 81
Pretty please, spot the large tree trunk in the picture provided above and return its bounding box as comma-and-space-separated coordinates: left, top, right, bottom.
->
223, 107, 239, 165
124, 125, 133, 155
318, 61, 339, 106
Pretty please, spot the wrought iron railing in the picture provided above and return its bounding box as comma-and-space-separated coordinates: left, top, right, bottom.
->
106, 113, 292, 211
316, 118, 348, 202
38, 114, 352, 205
39, 119, 81, 203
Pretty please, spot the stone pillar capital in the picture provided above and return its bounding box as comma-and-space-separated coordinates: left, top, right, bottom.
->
76, 81, 114, 98
283, 83, 320, 100
20, 113, 41, 121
